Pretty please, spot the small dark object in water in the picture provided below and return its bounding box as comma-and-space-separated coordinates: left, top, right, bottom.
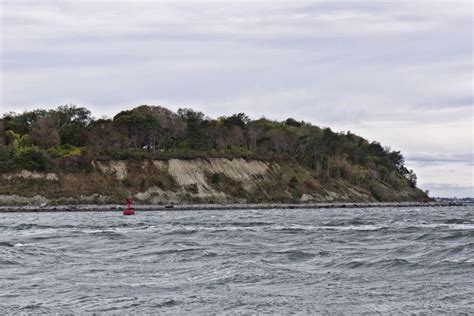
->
165, 205, 174, 209
123, 197, 135, 215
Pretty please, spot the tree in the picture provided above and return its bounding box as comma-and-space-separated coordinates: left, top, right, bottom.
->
59, 122, 88, 146
150, 106, 180, 130
266, 128, 297, 153
285, 118, 302, 127
12, 147, 52, 171
149, 106, 186, 148
246, 123, 263, 150
54, 105, 92, 129
141, 112, 159, 151
0, 144, 13, 171
224, 125, 246, 148
222, 113, 249, 129
321, 128, 341, 155
30, 115, 60, 149
113, 110, 141, 148
0, 119, 5, 145
87, 119, 126, 149
3, 110, 48, 135
178, 108, 208, 150
177, 108, 205, 123
406, 169, 417, 188
388, 150, 405, 171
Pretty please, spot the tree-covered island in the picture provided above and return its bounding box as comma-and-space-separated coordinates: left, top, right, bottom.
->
0, 105, 428, 205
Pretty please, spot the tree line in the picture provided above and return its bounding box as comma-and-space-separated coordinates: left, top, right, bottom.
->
0, 105, 418, 188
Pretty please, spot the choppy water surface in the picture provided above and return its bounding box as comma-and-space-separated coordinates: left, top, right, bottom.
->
1, 206, 473, 314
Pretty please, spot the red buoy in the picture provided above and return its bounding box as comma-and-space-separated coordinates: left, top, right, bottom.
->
123, 197, 135, 215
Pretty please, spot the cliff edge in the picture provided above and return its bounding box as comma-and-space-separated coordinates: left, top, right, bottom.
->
0, 158, 427, 205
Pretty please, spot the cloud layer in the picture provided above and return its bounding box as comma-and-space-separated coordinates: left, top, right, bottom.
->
1, 1, 472, 197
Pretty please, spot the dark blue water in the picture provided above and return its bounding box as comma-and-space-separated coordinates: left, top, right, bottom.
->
1, 206, 473, 314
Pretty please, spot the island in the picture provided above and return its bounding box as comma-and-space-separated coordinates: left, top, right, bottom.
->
0, 105, 429, 206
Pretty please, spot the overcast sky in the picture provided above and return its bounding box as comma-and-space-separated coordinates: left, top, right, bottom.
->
1, 0, 472, 197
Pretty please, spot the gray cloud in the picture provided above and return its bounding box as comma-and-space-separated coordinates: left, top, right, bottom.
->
420, 183, 473, 198
406, 152, 474, 163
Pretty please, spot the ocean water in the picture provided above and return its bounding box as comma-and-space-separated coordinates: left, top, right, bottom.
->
0, 206, 473, 314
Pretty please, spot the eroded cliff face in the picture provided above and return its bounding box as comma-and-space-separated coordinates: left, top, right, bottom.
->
0, 158, 426, 205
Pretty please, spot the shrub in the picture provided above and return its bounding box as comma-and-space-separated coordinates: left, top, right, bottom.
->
339, 160, 353, 181
13, 147, 53, 172
291, 189, 302, 201
211, 173, 221, 184
368, 181, 389, 201
186, 183, 199, 194
289, 176, 298, 188
0, 146, 13, 172
59, 144, 81, 157
122, 177, 132, 187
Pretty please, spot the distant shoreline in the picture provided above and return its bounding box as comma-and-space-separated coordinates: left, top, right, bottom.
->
0, 202, 465, 213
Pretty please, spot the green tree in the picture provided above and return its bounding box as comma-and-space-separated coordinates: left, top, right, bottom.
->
222, 113, 249, 129
3, 109, 48, 135
178, 108, 208, 150
0, 145, 13, 171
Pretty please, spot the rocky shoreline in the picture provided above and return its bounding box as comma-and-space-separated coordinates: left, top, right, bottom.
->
0, 201, 465, 213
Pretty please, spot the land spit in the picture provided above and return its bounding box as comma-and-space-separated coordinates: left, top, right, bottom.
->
0, 202, 463, 213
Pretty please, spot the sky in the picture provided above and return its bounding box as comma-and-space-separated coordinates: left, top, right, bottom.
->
0, 0, 472, 197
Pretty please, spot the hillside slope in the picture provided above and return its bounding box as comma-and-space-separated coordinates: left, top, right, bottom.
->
0, 158, 427, 205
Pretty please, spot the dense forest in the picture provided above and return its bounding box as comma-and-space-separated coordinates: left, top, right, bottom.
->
1, 105, 418, 185
0, 105, 425, 203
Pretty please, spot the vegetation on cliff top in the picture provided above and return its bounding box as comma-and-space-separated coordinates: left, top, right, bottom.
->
0, 105, 421, 198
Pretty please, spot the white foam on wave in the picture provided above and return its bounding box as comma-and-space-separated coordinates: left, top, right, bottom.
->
18, 228, 58, 236
271, 224, 385, 231
447, 224, 474, 230
320, 225, 385, 231
413, 223, 474, 230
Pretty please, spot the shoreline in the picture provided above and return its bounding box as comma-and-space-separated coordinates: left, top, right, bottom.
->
0, 201, 465, 213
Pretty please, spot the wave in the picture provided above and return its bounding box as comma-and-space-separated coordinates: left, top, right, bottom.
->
403, 223, 474, 230
413, 233, 434, 241
226, 221, 271, 227
271, 250, 317, 261
0, 259, 20, 265
268, 223, 387, 232
162, 225, 263, 235
443, 243, 473, 256
338, 258, 415, 270
323, 218, 375, 227
320, 225, 386, 231
155, 248, 206, 255
439, 231, 472, 240
442, 218, 472, 225
8, 223, 77, 230
268, 227, 308, 234
151, 299, 178, 308
163, 228, 199, 235
88, 230, 126, 238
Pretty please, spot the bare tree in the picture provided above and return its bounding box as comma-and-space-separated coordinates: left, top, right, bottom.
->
30, 115, 60, 149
